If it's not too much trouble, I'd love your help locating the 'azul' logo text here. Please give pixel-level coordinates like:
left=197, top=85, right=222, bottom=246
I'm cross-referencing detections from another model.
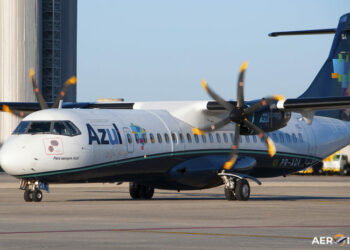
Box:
left=86, top=123, right=122, bottom=145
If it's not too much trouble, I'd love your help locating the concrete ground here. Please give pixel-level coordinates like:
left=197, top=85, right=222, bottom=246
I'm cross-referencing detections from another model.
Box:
left=0, top=173, right=349, bottom=249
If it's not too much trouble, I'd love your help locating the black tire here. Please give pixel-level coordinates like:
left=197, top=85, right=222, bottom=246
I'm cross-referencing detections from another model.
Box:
left=235, top=179, right=250, bottom=201
left=140, top=186, right=154, bottom=199
left=129, top=182, right=141, bottom=199
left=32, top=189, right=43, bottom=202
left=24, top=189, right=33, bottom=202
left=224, top=187, right=236, bottom=201
left=340, top=166, right=349, bottom=176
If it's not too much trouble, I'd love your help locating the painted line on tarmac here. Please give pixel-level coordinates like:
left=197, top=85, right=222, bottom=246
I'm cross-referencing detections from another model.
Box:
left=0, top=225, right=349, bottom=235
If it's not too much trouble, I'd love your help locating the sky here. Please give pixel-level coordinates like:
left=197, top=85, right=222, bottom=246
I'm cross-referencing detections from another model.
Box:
left=77, top=0, right=349, bottom=102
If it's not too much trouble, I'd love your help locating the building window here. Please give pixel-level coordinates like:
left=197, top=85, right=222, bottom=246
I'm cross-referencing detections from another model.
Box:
left=157, top=133, right=162, bottom=143
left=187, top=133, right=192, bottom=143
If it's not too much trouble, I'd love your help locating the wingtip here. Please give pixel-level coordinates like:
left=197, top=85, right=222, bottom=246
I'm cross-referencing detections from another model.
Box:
left=192, top=128, right=205, bottom=135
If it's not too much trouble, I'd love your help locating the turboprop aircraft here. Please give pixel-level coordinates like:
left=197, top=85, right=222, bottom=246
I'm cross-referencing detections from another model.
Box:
left=0, top=13, right=350, bottom=202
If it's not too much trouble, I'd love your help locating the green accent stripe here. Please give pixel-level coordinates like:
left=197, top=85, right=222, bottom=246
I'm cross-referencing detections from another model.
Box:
left=17, top=149, right=322, bottom=178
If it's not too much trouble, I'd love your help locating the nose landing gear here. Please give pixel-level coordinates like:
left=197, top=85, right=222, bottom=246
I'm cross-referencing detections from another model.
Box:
left=20, top=179, right=47, bottom=202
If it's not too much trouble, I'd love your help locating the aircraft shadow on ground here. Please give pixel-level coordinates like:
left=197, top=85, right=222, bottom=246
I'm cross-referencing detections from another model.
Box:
left=62, top=190, right=350, bottom=202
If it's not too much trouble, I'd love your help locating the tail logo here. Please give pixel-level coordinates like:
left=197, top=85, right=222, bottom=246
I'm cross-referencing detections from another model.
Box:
left=332, top=53, right=350, bottom=96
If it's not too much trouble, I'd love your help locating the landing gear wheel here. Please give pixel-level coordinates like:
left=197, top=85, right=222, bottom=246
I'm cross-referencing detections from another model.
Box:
left=235, top=179, right=250, bottom=201
left=224, top=187, right=236, bottom=201
left=129, top=182, right=154, bottom=200
left=24, top=189, right=33, bottom=202
left=32, top=189, right=43, bottom=202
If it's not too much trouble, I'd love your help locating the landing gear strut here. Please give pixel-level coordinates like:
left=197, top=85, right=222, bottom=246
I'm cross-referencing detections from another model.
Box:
left=220, top=174, right=251, bottom=201
left=20, top=179, right=47, bottom=202
left=129, top=182, right=154, bottom=200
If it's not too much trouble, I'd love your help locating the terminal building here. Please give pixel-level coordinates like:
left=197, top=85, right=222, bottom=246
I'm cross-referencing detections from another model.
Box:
left=0, top=0, right=77, bottom=145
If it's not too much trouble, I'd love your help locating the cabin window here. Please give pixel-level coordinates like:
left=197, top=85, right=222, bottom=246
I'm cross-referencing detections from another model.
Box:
left=179, top=133, right=184, bottom=143
left=202, top=135, right=207, bottom=143
left=230, top=133, right=234, bottom=143
left=149, top=133, right=155, bottom=143
left=209, top=133, right=214, bottom=143
left=252, top=135, right=257, bottom=143
left=279, top=133, right=284, bottom=143
left=216, top=133, right=221, bottom=143
left=285, top=133, right=291, bottom=143
left=298, top=133, right=304, bottom=143
left=171, top=133, right=177, bottom=143
left=223, top=133, right=228, bottom=143
left=127, top=134, right=132, bottom=144
left=157, top=133, right=162, bottom=143
left=272, top=133, right=278, bottom=143
left=164, top=133, right=170, bottom=143
left=194, top=134, right=199, bottom=143
left=245, top=136, right=250, bottom=143
left=186, top=133, right=192, bottom=143
left=142, top=133, right=148, bottom=143
left=292, top=133, right=297, bottom=143
left=135, top=134, right=140, bottom=144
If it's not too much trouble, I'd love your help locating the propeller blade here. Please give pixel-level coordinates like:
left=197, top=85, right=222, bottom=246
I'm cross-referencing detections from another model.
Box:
left=236, top=61, right=248, bottom=108
left=223, top=124, right=240, bottom=170
left=2, top=105, right=29, bottom=118
left=29, top=69, right=48, bottom=110
left=201, top=80, right=234, bottom=111
left=243, top=119, right=276, bottom=157
left=244, top=95, right=285, bottom=116
left=52, top=76, right=77, bottom=108
left=192, top=116, right=231, bottom=134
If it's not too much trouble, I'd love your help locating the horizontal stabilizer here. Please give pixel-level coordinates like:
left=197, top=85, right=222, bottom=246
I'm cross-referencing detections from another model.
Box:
left=268, top=28, right=338, bottom=37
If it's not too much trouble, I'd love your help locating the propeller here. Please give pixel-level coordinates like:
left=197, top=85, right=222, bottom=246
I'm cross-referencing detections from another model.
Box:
left=3, top=69, right=77, bottom=118
left=192, top=61, right=285, bottom=171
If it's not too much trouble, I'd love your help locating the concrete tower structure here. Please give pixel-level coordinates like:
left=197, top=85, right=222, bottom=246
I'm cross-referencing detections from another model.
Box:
left=0, top=0, right=77, bottom=145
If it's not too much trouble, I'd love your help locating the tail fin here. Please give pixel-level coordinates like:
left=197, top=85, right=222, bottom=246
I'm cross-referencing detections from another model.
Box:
left=300, top=13, right=350, bottom=100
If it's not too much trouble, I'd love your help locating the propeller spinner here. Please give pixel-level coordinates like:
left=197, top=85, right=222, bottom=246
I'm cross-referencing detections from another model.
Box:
left=192, top=61, right=285, bottom=171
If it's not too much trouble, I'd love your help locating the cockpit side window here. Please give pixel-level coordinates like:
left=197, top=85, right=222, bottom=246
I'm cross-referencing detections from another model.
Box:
left=13, top=121, right=30, bottom=134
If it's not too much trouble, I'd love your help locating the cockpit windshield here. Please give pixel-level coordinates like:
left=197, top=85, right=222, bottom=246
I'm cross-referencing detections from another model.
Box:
left=13, top=121, right=81, bottom=136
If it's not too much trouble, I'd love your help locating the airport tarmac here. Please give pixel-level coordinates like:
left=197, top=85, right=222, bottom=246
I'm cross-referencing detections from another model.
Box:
left=0, top=173, right=349, bottom=249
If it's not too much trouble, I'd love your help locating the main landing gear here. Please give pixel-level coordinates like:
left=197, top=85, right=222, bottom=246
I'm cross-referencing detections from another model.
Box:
left=129, top=182, right=154, bottom=200
left=219, top=172, right=261, bottom=201
left=20, top=179, right=47, bottom=202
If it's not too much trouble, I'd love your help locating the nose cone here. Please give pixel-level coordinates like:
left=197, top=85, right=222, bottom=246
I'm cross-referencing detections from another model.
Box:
left=0, top=136, right=33, bottom=176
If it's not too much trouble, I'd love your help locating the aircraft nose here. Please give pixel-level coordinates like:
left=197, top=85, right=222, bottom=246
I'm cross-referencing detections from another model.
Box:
left=0, top=137, right=33, bottom=176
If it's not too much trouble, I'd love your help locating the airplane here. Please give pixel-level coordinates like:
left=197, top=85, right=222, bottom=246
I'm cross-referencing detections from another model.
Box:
left=0, top=13, right=349, bottom=202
